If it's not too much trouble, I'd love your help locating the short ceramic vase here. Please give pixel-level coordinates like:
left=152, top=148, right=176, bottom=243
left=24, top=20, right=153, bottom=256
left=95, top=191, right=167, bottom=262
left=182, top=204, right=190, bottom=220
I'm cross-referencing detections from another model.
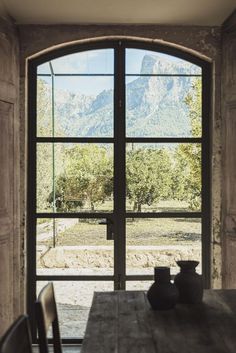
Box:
left=174, top=260, right=203, bottom=304
left=147, top=267, right=179, bottom=310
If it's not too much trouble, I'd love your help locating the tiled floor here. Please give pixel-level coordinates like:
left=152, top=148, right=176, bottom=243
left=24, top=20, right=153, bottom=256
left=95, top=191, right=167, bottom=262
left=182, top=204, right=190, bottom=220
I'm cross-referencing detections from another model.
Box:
left=33, top=345, right=81, bottom=353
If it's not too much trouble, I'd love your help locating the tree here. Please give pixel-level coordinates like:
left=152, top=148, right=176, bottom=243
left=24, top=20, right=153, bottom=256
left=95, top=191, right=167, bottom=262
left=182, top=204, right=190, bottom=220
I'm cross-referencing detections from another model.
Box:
left=126, top=147, right=172, bottom=211
left=54, top=144, right=113, bottom=211
left=173, top=78, right=201, bottom=210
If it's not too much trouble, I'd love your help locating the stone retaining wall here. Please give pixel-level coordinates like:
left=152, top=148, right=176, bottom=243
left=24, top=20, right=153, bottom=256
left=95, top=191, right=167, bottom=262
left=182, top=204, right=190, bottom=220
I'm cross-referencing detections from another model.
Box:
left=37, top=245, right=201, bottom=270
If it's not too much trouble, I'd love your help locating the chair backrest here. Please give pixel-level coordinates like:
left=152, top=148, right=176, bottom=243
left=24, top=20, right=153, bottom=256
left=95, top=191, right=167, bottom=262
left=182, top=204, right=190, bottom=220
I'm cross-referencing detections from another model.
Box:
left=35, top=282, right=63, bottom=353
left=0, top=315, right=33, bottom=353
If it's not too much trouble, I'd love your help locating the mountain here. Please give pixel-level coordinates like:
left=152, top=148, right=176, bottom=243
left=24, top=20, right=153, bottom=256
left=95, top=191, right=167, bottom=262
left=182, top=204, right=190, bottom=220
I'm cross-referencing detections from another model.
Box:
left=39, top=54, right=200, bottom=138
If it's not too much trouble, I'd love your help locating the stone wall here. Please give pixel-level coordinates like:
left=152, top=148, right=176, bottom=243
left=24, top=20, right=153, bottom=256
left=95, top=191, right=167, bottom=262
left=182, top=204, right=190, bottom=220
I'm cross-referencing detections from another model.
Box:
left=37, top=245, right=201, bottom=274
left=0, top=17, right=21, bottom=335
left=221, top=11, right=236, bottom=288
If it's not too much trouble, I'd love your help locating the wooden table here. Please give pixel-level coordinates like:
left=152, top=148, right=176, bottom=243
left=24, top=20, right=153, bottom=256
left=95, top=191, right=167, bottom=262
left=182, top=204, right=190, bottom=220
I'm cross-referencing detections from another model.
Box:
left=81, top=290, right=236, bottom=353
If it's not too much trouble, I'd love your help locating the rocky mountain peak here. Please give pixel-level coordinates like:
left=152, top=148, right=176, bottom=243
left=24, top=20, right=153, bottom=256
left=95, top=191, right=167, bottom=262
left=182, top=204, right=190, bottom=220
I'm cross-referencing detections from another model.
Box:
left=140, top=55, right=157, bottom=74
left=39, top=53, right=200, bottom=138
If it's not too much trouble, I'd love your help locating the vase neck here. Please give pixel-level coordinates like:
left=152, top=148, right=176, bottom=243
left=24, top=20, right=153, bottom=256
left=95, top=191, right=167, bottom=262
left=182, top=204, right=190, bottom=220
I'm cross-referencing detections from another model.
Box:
left=180, top=267, right=196, bottom=273
left=154, top=267, right=171, bottom=283
left=155, top=277, right=170, bottom=283
left=177, top=261, right=199, bottom=273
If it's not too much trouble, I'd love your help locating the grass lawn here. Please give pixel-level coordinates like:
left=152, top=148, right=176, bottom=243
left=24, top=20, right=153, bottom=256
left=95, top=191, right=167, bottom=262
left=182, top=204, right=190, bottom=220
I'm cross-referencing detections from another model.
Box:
left=37, top=201, right=201, bottom=247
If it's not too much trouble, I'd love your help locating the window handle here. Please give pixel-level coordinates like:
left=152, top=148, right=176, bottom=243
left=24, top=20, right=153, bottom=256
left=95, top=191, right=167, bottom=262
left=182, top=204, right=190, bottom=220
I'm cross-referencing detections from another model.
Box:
left=99, top=219, right=114, bottom=240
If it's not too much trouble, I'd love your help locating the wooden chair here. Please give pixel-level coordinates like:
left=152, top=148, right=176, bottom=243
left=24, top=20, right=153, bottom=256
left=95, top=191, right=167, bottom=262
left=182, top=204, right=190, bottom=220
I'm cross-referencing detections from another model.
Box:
left=0, top=315, right=33, bottom=353
left=35, top=282, right=63, bottom=353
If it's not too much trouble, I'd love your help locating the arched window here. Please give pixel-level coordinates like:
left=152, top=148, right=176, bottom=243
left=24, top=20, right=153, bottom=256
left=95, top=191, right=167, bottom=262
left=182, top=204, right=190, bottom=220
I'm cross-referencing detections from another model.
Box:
left=27, top=40, right=211, bottom=341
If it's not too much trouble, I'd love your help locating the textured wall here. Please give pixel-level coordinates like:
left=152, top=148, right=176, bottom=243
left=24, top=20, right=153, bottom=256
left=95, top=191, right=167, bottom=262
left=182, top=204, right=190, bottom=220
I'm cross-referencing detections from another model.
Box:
left=0, top=17, right=21, bottom=335
left=221, top=12, right=236, bottom=288
left=19, top=24, right=222, bottom=290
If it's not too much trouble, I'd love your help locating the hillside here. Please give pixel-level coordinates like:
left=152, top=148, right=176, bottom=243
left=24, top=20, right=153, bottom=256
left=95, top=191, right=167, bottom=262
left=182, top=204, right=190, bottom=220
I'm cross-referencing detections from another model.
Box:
left=38, top=54, right=201, bottom=137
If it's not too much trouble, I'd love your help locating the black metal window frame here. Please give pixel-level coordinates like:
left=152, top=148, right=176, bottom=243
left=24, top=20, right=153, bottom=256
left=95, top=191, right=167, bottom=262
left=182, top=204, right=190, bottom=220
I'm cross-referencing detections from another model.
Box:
left=27, top=39, right=212, bottom=343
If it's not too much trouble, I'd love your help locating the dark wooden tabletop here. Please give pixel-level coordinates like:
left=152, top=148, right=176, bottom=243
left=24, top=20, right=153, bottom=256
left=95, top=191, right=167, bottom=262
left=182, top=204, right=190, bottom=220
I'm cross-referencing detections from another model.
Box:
left=81, top=290, right=236, bottom=353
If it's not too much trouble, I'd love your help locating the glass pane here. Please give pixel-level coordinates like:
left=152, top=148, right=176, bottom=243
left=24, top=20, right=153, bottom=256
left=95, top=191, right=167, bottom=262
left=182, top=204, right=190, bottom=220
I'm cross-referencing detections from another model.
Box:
left=37, top=218, right=114, bottom=276
left=126, top=49, right=201, bottom=75
left=37, top=143, right=53, bottom=212
left=126, top=75, right=202, bottom=137
left=37, top=75, right=114, bottom=137
left=37, top=62, right=51, bottom=75
left=126, top=143, right=201, bottom=212
left=37, top=77, right=53, bottom=137
left=126, top=218, right=201, bottom=275
left=50, top=49, right=114, bottom=74
left=37, top=281, right=113, bottom=338
left=55, top=76, right=113, bottom=137
left=37, top=49, right=114, bottom=138
left=37, top=143, right=113, bottom=213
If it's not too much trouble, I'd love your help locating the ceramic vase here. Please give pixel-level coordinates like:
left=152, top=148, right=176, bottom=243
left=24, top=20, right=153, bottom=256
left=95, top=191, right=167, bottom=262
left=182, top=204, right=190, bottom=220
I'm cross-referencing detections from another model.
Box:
left=174, top=260, right=203, bottom=304
left=147, top=267, right=179, bottom=310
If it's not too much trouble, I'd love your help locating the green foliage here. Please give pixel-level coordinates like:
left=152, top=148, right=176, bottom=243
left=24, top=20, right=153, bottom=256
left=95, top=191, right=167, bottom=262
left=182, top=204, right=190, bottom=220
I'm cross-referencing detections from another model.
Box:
left=54, top=145, right=113, bottom=211
left=173, top=78, right=202, bottom=210
left=184, top=78, right=202, bottom=136
left=126, top=147, right=172, bottom=211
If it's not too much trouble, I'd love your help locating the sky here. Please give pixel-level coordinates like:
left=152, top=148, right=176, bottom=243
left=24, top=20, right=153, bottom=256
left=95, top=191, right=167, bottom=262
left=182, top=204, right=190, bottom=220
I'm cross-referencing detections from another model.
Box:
left=37, top=48, right=201, bottom=96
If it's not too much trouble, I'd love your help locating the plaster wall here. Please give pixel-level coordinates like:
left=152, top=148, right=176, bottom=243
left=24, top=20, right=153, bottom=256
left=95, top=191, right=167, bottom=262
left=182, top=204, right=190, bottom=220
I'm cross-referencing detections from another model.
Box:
left=221, top=13, right=236, bottom=288
left=19, top=24, right=222, bottom=297
left=0, top=17, right=21, bottom=334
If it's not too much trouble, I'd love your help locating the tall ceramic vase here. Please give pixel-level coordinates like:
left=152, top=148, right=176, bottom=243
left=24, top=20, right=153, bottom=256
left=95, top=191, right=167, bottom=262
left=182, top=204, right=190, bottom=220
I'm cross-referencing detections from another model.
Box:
left=174, top=260, right=203, bottom=304
left=147, top=267, right=179, bottom=310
